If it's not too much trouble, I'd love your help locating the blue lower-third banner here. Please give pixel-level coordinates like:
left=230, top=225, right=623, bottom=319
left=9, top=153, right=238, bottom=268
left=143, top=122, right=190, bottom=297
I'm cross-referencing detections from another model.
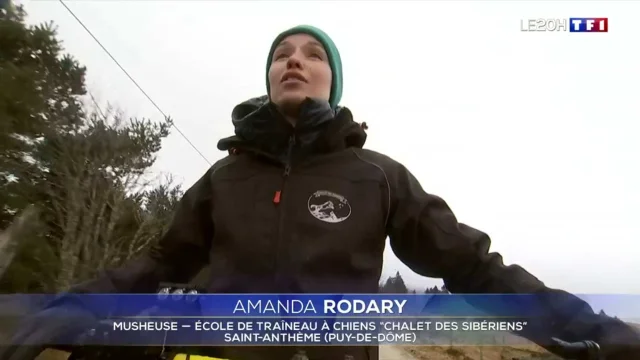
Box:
left=1, top=293, right=638, bottom=346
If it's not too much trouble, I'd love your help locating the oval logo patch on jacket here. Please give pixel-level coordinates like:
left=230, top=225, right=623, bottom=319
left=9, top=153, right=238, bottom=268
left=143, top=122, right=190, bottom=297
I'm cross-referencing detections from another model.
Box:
left=307, top=190, right=351, bottom=223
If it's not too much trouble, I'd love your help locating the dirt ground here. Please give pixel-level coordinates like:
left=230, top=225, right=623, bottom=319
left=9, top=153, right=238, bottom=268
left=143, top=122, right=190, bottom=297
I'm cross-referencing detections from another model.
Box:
left=386, top=345, right=560, bottom=360
left=36, top=345, right=557, bottom=360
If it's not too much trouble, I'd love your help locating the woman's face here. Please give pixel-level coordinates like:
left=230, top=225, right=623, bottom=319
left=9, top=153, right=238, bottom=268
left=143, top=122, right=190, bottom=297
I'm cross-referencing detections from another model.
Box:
left=268, top=33, right=332, bottom=114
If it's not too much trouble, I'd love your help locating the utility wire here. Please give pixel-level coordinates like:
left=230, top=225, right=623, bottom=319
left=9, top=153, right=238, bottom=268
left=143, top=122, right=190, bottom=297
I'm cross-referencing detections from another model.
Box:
left=58, top=0, right=212, bottom=166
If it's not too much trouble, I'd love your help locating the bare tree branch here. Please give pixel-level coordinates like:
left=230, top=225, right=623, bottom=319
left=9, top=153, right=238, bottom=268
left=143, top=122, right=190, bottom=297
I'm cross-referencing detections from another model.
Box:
left=0, top=205, right=39, bottom=279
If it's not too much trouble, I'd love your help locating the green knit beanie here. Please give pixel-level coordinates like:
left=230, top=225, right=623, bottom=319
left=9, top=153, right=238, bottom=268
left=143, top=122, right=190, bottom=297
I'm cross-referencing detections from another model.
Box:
left=266, top=25, right=343, bottom=109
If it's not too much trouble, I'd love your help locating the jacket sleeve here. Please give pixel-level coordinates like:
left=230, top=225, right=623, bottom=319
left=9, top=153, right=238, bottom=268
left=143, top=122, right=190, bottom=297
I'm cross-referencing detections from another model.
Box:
left=384, top=160, right=640, bottom=359
left=69, top=167, right=215, bottom=294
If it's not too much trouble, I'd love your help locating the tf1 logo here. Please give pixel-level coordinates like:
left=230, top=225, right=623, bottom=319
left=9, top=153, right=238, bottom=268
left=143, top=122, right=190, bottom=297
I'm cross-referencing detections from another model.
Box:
left=520, top=18, right=608, bottom=32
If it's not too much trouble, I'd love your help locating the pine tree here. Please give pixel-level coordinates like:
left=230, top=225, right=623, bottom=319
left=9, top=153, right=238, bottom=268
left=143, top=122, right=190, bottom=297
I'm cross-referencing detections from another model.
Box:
left=0, top=4, right=87, bottom=228
left=0, top=6, right=178, bottom=292
left=380, top=271, right=409, bottom=293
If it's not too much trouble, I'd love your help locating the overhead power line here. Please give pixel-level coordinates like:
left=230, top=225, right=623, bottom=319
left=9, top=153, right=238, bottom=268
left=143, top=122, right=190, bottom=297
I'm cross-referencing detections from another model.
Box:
left=58, top=0, right=212, bottom=166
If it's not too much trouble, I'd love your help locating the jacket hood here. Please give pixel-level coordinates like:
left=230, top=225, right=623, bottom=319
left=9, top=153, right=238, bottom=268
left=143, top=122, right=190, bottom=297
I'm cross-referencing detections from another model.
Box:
left=217, top=96, right=367, bottom=161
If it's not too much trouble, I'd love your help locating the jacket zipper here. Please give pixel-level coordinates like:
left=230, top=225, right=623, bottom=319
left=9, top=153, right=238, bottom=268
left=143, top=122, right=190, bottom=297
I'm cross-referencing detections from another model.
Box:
left=273, top=135, right=295, bottom=204
left=272, top=135, right=295, bottom=288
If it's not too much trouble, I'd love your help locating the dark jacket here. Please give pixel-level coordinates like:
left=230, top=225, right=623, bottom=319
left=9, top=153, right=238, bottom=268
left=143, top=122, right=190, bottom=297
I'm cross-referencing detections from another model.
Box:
left=72, top=96, right=639, bottom=360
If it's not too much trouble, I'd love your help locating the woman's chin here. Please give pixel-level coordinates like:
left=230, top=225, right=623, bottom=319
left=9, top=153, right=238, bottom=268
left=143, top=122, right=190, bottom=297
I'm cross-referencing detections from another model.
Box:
left=274, top=95, right=306, bottom=115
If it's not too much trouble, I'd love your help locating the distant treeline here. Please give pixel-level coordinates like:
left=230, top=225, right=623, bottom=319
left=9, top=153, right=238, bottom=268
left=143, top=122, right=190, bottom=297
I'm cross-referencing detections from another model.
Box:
left=379, top=271, right=448, bottom=294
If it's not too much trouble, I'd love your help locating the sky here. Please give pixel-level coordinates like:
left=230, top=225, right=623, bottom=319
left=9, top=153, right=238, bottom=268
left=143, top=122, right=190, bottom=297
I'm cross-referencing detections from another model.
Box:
left=16, top=1, right=640, bottom=300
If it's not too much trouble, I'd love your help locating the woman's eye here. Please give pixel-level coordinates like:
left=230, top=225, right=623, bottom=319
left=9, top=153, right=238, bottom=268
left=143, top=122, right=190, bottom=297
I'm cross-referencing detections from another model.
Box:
left=310, top=53, right=323, bottom=60
left=274, top=53, right=288, bottom=61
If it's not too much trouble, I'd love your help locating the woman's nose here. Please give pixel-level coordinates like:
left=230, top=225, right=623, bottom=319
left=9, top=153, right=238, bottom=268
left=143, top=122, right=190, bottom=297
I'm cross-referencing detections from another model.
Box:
left=286, top=52, right=304, bottom=70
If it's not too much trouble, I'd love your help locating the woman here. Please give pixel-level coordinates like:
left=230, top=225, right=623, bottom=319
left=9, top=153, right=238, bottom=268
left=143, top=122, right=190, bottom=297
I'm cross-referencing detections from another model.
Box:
left=5, top=25, right=640, bottom=360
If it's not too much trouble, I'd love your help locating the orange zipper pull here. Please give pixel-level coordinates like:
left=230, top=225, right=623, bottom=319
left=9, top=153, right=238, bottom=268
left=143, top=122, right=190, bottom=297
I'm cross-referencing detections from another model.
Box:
left=273, top=190, right=282, bottom=204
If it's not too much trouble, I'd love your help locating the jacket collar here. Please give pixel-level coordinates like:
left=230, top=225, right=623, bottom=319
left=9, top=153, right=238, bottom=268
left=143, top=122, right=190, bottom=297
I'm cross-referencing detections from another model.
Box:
left=217, top=96, right=367, bottom=162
